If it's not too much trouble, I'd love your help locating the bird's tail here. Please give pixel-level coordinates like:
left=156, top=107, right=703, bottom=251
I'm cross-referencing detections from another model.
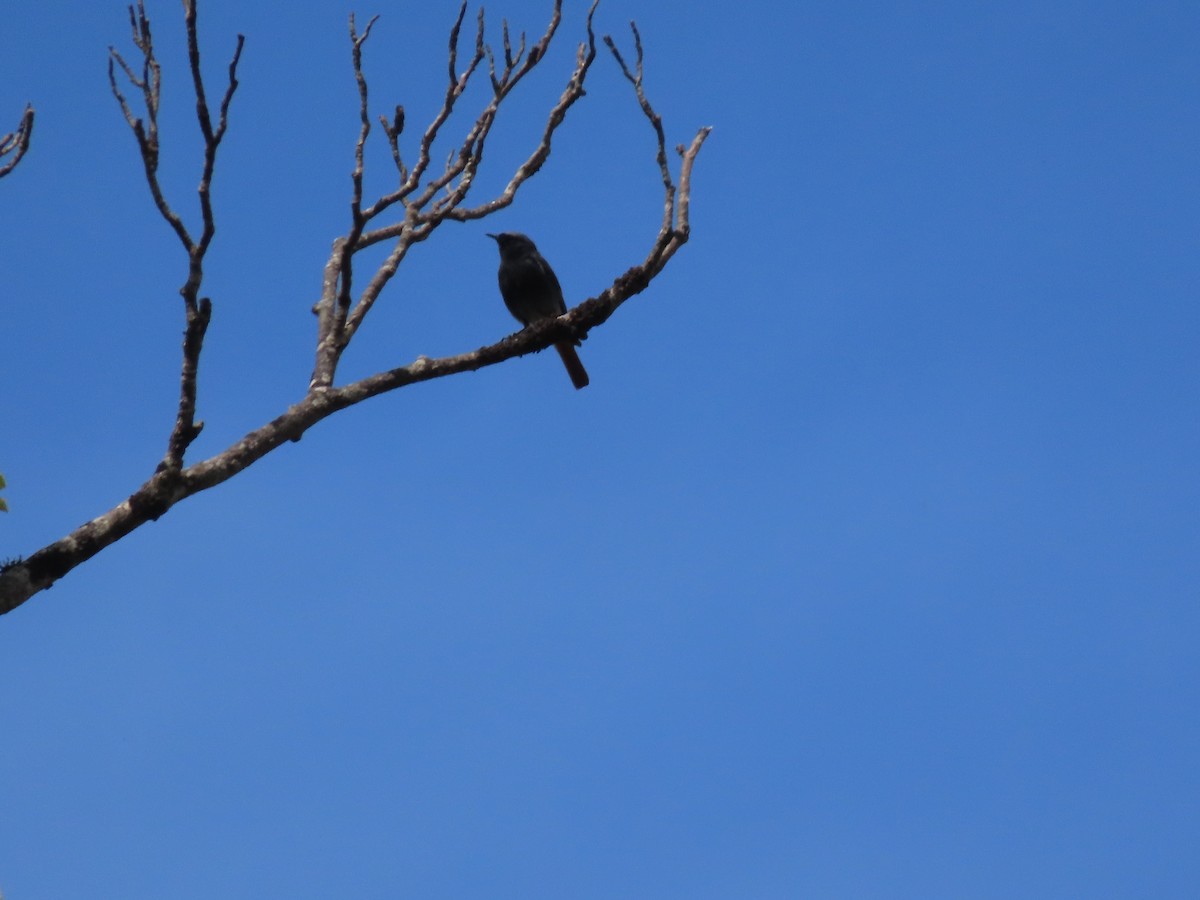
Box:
left=554, top=342, right=590, bottom=390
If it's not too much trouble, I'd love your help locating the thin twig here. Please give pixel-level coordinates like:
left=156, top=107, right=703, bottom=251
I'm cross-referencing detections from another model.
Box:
left=0, top=105, right=35, bottom=178
left=367, top=2, right=485, bottom=218
left=110, top=0, right=244, bottom=470
left=186, top=1, right=245, bottom=266
left=604, top=23, right=673, bottom=242
left=309, top=13, right=381, bottom=391
left=341, top=13, right=380, bottom=304
left=440, top=0, right=599, bottom=226
left=108, top=2, right=193, bottom=251
left=379, top=104, right=407, bottom=183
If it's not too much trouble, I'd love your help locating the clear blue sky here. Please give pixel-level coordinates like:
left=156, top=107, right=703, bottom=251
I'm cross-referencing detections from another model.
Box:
left=2, top=0, right=1198, bottom=896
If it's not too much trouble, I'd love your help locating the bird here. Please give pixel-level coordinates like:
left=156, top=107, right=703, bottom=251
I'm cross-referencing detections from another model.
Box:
left=487, top=231, right=589, bottom=390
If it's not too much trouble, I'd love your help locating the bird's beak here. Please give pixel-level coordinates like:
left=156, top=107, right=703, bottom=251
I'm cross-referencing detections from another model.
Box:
left=486, top=233, right=499, bottom=241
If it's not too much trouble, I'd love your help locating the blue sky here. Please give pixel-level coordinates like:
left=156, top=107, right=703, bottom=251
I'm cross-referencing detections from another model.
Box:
left=2, top=0, right=1198, bottom=897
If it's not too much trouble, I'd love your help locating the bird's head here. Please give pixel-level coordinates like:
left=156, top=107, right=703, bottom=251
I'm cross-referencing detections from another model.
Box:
left=486, top=231, right=538, bottom=259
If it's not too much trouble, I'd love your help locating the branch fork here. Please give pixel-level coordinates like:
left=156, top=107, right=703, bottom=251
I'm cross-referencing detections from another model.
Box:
left=108, top=0, right=244, bottom=470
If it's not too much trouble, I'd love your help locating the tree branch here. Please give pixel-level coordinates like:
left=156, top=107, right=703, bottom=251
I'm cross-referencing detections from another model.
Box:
left=310, top=13, right=381, bottom=393
left=0, top=105, right=35, bottom=179
left=311, top=1, right=577, bottom=391
left=604, top=23, right=674, bottom=246
left=439, top=0, right=599, bottom=226
left=109, top=0, right=244, bottom=471
left=184, top=0, right=245, bottom=269
left=0, top=2, right=710, bottom=617
left=108, top=2, right=192, bottom=250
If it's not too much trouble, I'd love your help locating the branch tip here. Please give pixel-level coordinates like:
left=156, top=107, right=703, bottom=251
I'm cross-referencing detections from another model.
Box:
left=0, top=104, right=35, bottom=179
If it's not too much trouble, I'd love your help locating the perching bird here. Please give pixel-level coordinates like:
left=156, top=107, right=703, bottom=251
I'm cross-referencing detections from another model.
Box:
left=487, top=231, right=589, bottom=390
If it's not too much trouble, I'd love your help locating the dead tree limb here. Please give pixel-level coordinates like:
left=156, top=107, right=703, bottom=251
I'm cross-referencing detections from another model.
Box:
left=310, top=0, right=593, bottom=390
left=107, top=0, right=245, bottom=471
left=0, top=0, right=709, bottom=617
left=0, top=105, right=35, bottom=179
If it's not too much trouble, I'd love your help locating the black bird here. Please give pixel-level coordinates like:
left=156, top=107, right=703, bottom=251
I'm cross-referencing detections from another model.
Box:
left=487, top=232, right=589, bottom=390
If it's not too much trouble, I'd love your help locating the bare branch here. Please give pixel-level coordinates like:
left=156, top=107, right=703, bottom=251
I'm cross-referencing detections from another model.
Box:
left=379, top=104, right=407, bottom=183
left=308, top=13, right=386, bottom=391
left=412, top=0, right=560, bottom=211
left=108, top=2, right=193, bottom=250
left=109, top=0, right=244, bottom=470
left=184, top=0, right=245, bottom=267
left=162, top=298, right=212, bottom=468
left=439, top=0, right=598, bottom=225
left=0, top=105, right=35, bottom=179
left=341, top=13, right=380, bottom=301
left=0, top=2, right=711, bottom=617
left=309, top=238, right=348, bottom=392
left=448, top=2, right=470, bottom=86
left=322, top=2, right=571, bottom=373
left=604, top=22, right=673, bottom=243
left=370, top=2, right=486, bottom=218
left=675, top=129, right=710, bottom=239
left=168, top=7, right=242, bottom=468
left=1, top=171, right=705, bottom=614
left=349, top=12, right=380, bottom=226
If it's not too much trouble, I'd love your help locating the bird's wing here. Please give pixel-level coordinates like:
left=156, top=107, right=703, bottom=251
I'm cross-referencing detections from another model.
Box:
left=534, top=254, right=567, bottom=315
